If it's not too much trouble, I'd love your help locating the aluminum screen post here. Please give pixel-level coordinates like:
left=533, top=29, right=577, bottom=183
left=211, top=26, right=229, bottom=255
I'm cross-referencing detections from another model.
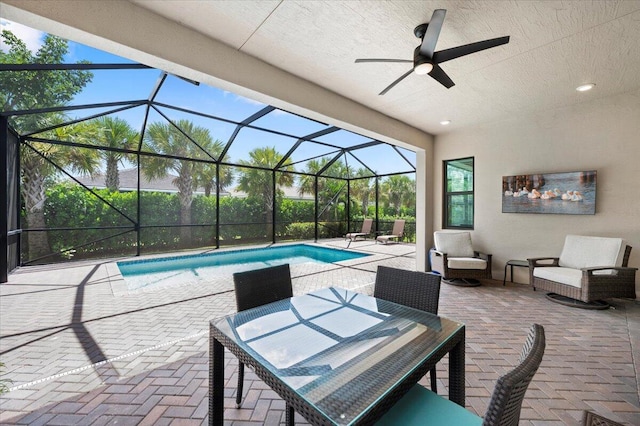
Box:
left=1, top=116, right=8, bottom=282
left=314, top=176, right=319, bottom=241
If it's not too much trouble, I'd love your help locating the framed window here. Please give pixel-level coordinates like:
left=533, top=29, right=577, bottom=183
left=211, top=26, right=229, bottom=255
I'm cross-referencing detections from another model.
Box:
left=443, top=157, right=474, bottom=229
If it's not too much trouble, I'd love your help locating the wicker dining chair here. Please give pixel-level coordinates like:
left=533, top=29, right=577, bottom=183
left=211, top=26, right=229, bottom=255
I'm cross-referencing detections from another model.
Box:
left=581, top=410, right=624, bottom=426
left=375, top=324, right=546, bottom=426
left=373, top=266, right=441, bottom=393
left=233, top=264, right=294, bottom=424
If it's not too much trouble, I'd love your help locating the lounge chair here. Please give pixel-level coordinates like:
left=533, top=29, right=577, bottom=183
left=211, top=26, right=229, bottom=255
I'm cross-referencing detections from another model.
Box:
left=376, top=219, right=405, bottom=244
left=345, top=218, right=373, bottom=241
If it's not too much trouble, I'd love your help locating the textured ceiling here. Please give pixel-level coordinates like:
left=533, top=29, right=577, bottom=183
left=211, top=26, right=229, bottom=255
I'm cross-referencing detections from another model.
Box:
left=130, top=1, right=640, bottom=135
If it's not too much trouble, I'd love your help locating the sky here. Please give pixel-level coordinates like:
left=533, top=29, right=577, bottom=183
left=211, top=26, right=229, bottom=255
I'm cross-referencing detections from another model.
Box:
left=1, top=18, right=416, bottom=177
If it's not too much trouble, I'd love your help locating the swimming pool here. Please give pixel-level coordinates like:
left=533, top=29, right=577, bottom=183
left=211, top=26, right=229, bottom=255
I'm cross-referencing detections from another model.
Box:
left=117, top=244, right=370, bottom=291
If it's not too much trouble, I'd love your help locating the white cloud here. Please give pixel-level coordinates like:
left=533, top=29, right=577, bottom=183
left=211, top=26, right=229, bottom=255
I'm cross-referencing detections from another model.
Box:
left=0, top=19, right=45, bottom=53
left=224, top=91, right=265, bottom=107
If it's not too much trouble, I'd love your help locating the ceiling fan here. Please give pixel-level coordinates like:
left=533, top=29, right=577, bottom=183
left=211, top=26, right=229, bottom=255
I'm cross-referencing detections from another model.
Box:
left=355, top=9, right=510, bottom=95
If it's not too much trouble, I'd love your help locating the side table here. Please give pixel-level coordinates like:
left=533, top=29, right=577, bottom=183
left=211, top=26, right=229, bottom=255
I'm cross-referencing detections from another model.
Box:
left=503, top=259, right=529, bottom=286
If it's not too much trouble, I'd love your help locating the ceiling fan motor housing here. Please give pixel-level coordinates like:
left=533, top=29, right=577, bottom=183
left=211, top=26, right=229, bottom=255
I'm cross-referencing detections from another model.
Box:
left=414, top=23, right=429, bottom=39
left=413, top=46, right=433, bottom=74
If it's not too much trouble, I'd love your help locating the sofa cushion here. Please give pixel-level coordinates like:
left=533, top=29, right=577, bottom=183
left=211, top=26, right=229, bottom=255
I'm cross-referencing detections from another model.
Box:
left=434, top=231, right=475, bottom=257
left=447, top=257, right=487, bottom=270
left=558, top=235, right=625, bottom=269
left=534, top=267, right=583, bottom=288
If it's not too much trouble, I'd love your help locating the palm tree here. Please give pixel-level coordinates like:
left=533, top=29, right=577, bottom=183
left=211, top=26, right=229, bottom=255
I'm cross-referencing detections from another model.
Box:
left=297, top=158, right=324, bottom=199
left=81, top=116, right=139, bottom=191
left=236, top=147, right=294, bottom=237
left=142, top=119, right=219, bottom=243
left=22, top=116, right=100, bottom=259
left=193, top=153, right=234, bottom=197
left=299, top=157, right=348, bottom=221
left=349, top=169, right=374, bottom=217
left=381, top=175, right=415, bottom=215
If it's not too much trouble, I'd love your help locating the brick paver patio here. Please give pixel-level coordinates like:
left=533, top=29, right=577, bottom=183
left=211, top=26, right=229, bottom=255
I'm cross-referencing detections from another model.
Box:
left=1, top=240, right=639, bottom=425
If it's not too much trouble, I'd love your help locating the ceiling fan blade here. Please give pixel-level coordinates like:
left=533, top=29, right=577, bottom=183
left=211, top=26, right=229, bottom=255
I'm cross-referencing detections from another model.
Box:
left=419, top=9, right=446, bottom=58
left=355, top=59, right=412, bottom=63
left=433, top=36, right=510, bottom=64
left=428, top=64, right=455, bottom=89
left=379, top=69, right=414, bottom=95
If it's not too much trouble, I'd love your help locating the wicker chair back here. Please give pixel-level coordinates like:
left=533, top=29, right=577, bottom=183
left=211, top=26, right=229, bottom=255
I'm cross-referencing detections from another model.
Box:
left=374, top=266, right=441, bottom=392
left=482, top=324, right=546, bottom=426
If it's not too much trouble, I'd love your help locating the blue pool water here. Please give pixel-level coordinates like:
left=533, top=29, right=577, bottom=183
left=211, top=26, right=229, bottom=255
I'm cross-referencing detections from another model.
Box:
left=117, top=244, right=369, bottom=291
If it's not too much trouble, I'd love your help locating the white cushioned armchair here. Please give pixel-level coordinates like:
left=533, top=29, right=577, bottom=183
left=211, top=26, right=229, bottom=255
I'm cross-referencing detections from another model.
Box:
left=528, top=235, right=637, bottom=305
left=430, top=231, right=492, bottom=286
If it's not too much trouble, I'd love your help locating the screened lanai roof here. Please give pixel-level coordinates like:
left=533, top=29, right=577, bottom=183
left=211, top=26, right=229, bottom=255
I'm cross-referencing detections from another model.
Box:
left=2, top=34, right=416, bottom=180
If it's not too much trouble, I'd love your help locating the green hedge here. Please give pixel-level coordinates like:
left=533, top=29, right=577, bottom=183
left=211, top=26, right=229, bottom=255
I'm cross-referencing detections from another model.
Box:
left=33, top=182, right=413, bottom=261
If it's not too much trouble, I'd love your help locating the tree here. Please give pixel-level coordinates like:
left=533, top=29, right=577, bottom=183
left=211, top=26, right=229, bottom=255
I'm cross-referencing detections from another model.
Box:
left=193, top=158, right=233, bottom=197
left=381, top=175, right=415, bottom=215
left=80, top=116, right=139, bottom=191
left=22, top=116, right=100, bottom=259
left=298, top=157, right=348, bottom=221
left=142, top=119, right=223, bottom=243
left=1, top=30, right=92, bottom=117
left=2, top=30, right=94, bottom=260
left=349, top=168, right=374, bottom=217
left=236, top=147, right=294, bottom=237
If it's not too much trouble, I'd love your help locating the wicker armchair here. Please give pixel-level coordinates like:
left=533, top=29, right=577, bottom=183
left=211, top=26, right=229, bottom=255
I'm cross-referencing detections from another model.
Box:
left=233, top=264, right=294, bottom=425
left=374, top=266, right=441, bottom=393
left=430, top=231, right=492, bottom=286
left=528, top=235, right=637, bottom=308
left=376, top=324, right=545, bottom=426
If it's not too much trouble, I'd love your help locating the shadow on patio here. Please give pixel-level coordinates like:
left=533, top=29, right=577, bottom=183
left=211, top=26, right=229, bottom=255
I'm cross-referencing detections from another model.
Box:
left=1, top=240, right=638, bottom=425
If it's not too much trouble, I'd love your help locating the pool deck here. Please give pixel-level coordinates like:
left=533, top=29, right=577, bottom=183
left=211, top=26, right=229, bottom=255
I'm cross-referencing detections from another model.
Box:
left=1, top=239, right=639, bottom=425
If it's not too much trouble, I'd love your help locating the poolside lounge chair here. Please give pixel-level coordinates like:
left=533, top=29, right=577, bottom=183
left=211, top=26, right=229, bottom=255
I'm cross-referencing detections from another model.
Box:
left=233, top=264, right=295, bottom=426
left=376, top=219, right=405, bottom=244
left=376, top=324, right=546, bottom=426
left=345, top=218, right=373, bottom=241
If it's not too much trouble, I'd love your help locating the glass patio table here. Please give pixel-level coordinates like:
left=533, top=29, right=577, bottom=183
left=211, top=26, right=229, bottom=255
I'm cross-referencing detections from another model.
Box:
left=209, top=287, right=465, bottom=425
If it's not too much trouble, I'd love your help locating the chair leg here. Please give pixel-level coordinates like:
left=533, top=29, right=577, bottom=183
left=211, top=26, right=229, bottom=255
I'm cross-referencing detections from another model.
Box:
left=236, top=362, right=245, bottom=408
left=430, top=367, right=438, bottom=393
left=285, top=404, right=295, bottom=426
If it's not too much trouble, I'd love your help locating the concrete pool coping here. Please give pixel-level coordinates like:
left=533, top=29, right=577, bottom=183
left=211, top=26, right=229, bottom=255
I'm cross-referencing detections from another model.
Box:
left=106, top=240, right=385, bottom=296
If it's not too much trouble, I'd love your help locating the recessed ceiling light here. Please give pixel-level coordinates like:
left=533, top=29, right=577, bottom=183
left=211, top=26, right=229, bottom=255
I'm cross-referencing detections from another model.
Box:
left=440, top=120, right=451, bottom=125
left=576, top=83, right=595, bottom=92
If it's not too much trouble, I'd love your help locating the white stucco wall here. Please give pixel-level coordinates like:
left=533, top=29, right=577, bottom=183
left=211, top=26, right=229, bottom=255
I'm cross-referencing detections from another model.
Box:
left=434, top=90, right=640, bottom=295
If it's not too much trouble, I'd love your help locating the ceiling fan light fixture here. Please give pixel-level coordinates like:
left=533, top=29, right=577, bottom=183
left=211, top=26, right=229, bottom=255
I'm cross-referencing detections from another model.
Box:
left=576, top=83, right=595, bottom=92
left=356, top=9, right=510, bottom=94
left=414, top=61, right=434, bottom=75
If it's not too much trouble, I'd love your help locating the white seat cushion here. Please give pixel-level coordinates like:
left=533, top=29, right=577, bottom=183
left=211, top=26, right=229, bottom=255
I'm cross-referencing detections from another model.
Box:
left=447, top=257, right=487, bottom=270
left=346, top=232, right=366, bottom=239
left=559, top=235, right=625, bottom=269
left=434, top=231, right=475, bottom=257
left=377, top=234, right=400, bottom=241
left=534, top=267, right=583, bottom=288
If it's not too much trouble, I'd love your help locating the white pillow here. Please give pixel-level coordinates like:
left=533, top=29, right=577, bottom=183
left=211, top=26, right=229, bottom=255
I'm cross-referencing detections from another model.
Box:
left=434, top=231, right=475, bottom=257
left=558, top=235, right=625, bottom=269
